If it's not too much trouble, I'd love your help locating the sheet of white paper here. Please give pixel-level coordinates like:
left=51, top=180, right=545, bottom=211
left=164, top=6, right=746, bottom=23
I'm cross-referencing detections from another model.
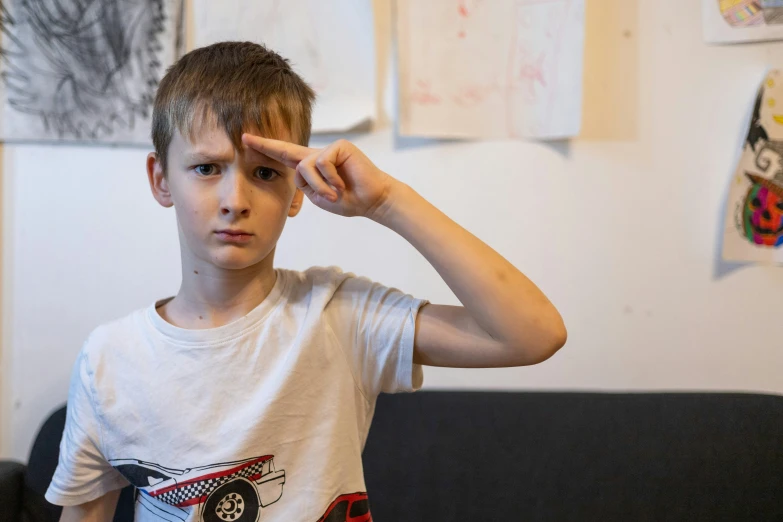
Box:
left=193, top=0, right=376, bottom=134
left=396, top=0, right=585, bottom=140
left=722, top=69, right=783, bottom=264
left=0, top=0, right=184, bottom=145
left=703, top=0, right=783, bottom=44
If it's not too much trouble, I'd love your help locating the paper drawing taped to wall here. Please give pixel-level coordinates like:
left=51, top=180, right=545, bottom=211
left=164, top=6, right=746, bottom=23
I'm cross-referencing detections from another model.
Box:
left=396, top=0, right=586, bottom=140
left=761, top=0, right=783, bottom=24
left=719, top=0, right=764, bottom=26
left=703, top=0, right=783, bottom=43
left=0, top=0, right=184, bottom=145
left=723, top=70, right=783, bottom=264
left=718, top=0, right=783, bottom=27
left=193, top=0, right=376, bottom=134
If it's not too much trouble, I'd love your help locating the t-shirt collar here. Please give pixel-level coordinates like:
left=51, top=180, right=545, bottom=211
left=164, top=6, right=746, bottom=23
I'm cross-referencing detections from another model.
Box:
left=145, top=267, right=288, bottom=346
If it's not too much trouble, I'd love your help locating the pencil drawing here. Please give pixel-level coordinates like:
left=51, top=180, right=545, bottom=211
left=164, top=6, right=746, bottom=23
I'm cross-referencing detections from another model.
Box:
left=0, top=0, right=183, bottom=143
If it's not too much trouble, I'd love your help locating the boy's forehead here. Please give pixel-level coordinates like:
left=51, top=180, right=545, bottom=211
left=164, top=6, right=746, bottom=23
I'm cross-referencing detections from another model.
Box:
left=174, top=116, right=292, bottom=154
left=173, top=125, right=231, bottom=159
left=180, top=119, right=233, bottom=147
left=187, top=103, right=294, bottom=142
left=187, top=117, right=292, bottom=142
left=171, top=120, right=293, bottom=168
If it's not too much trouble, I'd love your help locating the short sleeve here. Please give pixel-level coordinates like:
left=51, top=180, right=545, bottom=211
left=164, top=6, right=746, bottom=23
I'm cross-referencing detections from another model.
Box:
left=45, top=348, right=129, bottom=506
left=325, top=271, right=430, bottom=397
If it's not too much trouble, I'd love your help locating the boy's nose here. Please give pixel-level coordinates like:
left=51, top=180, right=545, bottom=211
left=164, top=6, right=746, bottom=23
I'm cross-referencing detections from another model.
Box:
left=220, top=173, right=251, bottom=217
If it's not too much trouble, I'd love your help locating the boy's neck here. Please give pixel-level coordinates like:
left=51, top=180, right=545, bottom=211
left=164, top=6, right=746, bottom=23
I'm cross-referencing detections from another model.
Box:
left=156, top=259, right=278, bottom=330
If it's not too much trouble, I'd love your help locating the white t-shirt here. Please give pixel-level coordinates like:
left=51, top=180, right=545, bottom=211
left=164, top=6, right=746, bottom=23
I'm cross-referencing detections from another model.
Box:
left=45, top=265, right=429, bottom=522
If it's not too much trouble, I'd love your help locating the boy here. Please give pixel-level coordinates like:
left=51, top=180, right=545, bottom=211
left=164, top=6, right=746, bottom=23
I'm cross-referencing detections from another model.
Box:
left=45, top=41, right=566, bottom=521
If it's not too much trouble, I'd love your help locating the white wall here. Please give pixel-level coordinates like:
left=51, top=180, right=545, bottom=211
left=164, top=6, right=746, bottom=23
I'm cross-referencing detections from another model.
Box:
left=3, top=0, right=783, bottom=461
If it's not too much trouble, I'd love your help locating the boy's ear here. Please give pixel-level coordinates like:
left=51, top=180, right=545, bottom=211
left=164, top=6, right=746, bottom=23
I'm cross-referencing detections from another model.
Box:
left=147, top=152, right=173, bottom=208
left=288, top=188, right=305, bottom=217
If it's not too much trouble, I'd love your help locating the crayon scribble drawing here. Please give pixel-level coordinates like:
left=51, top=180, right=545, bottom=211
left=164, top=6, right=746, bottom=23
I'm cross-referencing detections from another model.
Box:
left=704, top=0, right=783, bottom=43
left=719, top=0, right=764, bottom=27
left=718, top=0, right=783, bottom=27
left=723, top=69, right=783, bottom=264
left=0, top=0, right=184, bottom=145
left=396, top=0, right=586, bottom=140
left=193, top=0, right=376, bottom=134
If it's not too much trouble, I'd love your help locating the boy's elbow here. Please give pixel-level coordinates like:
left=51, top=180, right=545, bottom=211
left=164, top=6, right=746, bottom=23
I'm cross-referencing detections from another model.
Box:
left=548, top=318, right=568, bottom=356
left=538, top=325, right=567, bottom=364
left=518, top=312, right=567, bottom=365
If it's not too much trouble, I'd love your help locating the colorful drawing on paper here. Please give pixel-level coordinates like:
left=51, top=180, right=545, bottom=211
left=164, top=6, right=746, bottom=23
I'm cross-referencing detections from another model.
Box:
left=396, top=0, right=586, bottom=140
left=723, top=70, right=783, bottom=264
left=741, top=173, right=783, bottom=247
left=719, top=0, right=764, bottom=27
left=704, top=0, right=783, bottom=43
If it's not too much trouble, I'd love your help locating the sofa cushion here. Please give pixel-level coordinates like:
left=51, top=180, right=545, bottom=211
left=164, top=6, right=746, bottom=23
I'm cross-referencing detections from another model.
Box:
left=362, top=391, right=783, bottom=522
left=0, top=461, right=25, bottom=521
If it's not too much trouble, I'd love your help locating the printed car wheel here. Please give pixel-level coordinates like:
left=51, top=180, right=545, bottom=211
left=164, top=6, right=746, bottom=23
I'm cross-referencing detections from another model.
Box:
left=204, top=479, right=260, bottom=522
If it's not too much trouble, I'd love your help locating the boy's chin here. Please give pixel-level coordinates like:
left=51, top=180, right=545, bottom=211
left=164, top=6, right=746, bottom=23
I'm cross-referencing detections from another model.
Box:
left=208, top=250, right=267, bottom=271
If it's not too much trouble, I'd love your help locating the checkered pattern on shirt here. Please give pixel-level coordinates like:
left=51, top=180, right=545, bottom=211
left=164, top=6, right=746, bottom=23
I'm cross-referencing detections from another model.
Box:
left=152, top=460, right=267, bottom=507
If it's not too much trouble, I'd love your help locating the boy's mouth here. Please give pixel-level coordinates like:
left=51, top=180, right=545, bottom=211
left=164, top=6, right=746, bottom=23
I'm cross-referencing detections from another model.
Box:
left=215, top=229, right=254, bottom=244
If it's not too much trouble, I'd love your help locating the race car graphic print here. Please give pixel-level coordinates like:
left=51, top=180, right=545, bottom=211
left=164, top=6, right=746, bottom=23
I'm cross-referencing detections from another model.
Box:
left=316, top=492, right=372, bottom=522
left=110, top=455, right=285, bottom=522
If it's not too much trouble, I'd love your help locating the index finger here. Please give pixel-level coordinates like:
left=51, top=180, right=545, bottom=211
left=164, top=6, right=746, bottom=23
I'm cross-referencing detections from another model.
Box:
left=241, top=133, right=317, bottom=168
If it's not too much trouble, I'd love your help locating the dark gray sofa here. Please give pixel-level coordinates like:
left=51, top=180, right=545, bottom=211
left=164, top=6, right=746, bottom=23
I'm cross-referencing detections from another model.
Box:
left=2, top=391, right=781, bottom=521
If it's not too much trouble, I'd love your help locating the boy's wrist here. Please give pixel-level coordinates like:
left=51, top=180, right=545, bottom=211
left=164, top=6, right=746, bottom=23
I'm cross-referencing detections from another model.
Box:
left=366, top=179, right=416, bottom=228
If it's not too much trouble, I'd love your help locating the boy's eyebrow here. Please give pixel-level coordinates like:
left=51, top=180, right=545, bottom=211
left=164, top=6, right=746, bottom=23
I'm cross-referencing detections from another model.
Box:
left=183, top=150, right=235, bottom=163
left=183, top=149, right=287, bottom=170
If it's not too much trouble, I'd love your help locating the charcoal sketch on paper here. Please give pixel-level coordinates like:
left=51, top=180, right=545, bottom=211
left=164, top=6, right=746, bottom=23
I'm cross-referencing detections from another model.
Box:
left=0, top=0, right=184, bottom=145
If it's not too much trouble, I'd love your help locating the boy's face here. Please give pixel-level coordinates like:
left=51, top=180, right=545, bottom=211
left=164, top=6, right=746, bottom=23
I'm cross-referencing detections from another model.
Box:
left=147, top=119, right=304, bottom=271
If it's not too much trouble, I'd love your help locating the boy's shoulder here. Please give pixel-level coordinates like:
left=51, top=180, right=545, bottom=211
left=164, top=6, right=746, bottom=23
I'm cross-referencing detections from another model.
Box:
left=295, top=263, right=345, bottom=277
left=298, top=264, right=352, bottom=284
left=287, top=264, right=379, bottom=304
left=298, top=264, right=379, bottom=286
left=285, top=264, right=358, bottom=294
left=79, top=304, right=150, bottom=359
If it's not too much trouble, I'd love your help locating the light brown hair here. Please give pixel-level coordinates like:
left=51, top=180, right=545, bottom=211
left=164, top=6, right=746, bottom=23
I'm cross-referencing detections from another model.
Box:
left=151, top=41, right=316, bottom=172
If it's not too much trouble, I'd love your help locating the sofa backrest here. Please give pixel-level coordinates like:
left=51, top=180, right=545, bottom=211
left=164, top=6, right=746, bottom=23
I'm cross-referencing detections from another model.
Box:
left=28, top=391, right=783, bottom=521
left=362, top=391, right=783, bottom=521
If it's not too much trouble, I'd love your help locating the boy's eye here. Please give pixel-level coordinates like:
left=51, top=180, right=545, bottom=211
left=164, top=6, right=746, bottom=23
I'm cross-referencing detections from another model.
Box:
left=194, top=164, right=216, bottom=176
left=255, top=167, right=280, bottom=181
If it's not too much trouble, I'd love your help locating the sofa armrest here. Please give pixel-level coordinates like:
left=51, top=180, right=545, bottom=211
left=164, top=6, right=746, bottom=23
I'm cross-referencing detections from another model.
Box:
left=0, top=460, right=25, bottom=521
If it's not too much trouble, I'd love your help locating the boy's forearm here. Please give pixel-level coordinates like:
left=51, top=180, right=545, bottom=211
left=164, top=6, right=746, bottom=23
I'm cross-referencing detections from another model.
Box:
left=369, top=180, right=566, bottom=353
left=59, top=489, right=120, bottom=522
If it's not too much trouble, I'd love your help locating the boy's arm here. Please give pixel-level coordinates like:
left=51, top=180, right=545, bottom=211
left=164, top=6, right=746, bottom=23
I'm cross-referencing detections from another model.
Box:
left=371, top=181, right=567, bottom=368
left=59, top=489, right=120, bottom=522
left=242, top=135, right=567, bottom=368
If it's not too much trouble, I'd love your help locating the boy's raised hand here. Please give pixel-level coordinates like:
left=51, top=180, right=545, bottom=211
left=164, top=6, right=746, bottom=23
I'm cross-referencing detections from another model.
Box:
left=242, top=134, right=396, bottom=220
